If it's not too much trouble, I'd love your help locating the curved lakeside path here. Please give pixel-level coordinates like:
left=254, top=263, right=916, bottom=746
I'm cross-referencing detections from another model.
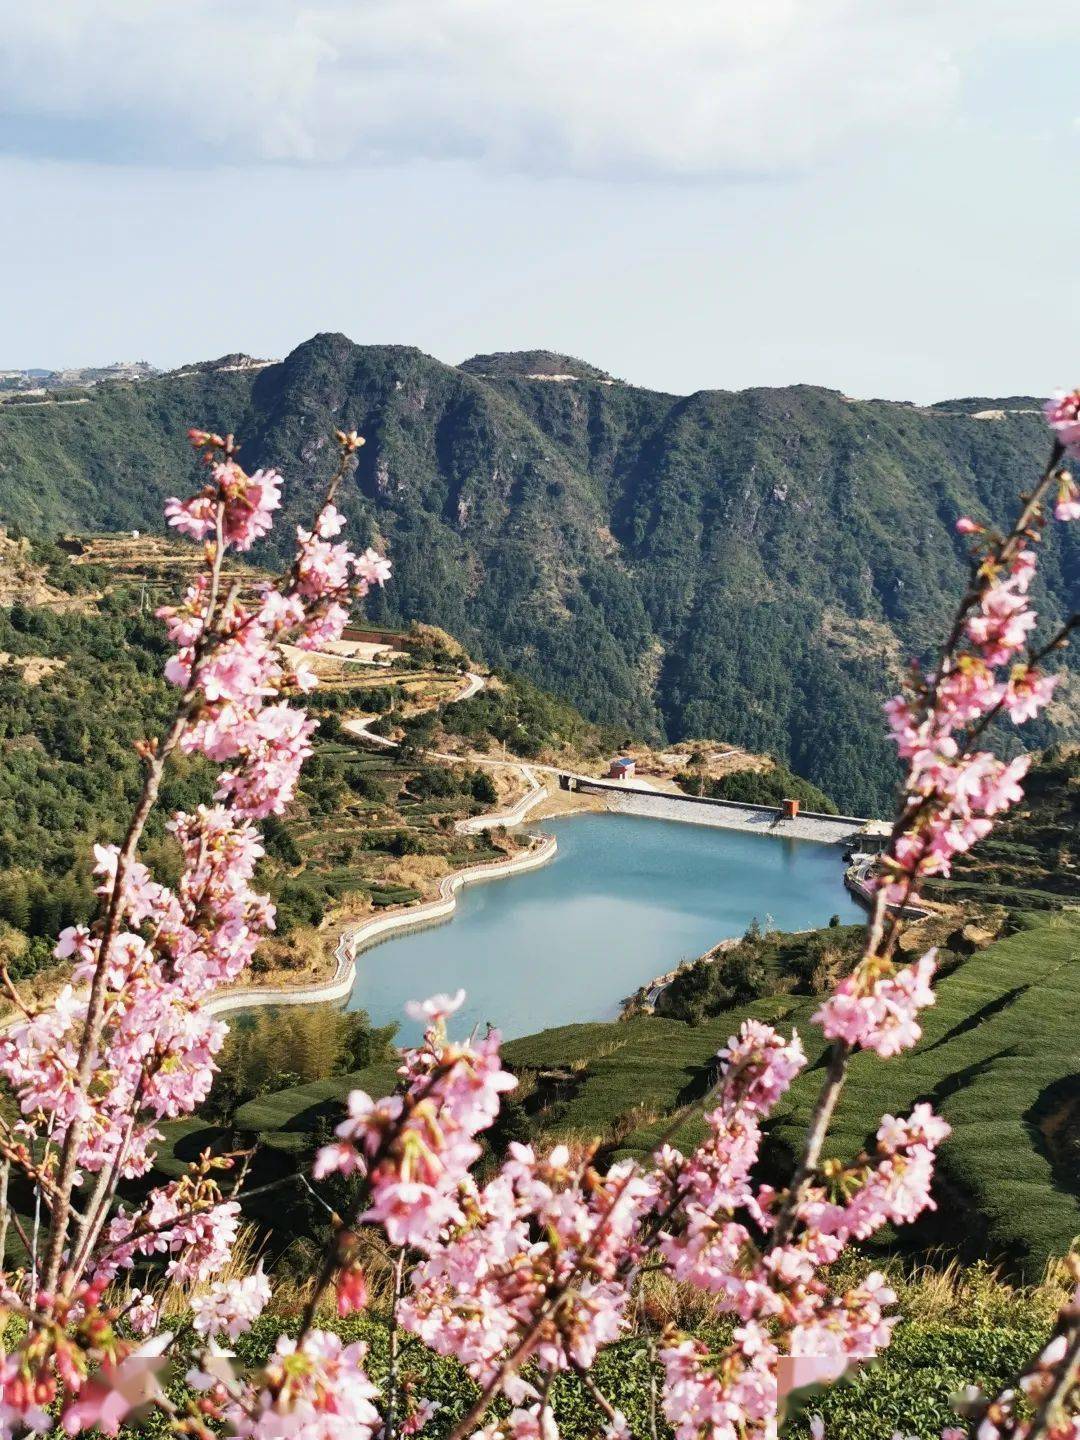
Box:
left=0, top=668, right=873, bottom=1034
left=203, top=667, right=559, bottom=1019
left=204, top=832, right=557, bottom=1019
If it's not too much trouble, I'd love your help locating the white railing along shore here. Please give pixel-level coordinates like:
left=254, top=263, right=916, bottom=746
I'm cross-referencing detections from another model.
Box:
left=204, top=833, right=558, bottom=1017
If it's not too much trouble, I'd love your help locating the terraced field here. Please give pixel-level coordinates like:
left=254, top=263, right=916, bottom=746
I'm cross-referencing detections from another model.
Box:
left=271, top=700, right=516, bottom=929
left=604, top=911, right=1080, bottom=1276
left=233, top=1061, right=402, bottom=1154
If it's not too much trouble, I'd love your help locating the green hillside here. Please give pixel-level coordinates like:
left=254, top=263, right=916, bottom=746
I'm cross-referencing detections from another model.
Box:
left=0, top=568, right=609, bottom=994
left=2, top=337, right=1076, bottom=812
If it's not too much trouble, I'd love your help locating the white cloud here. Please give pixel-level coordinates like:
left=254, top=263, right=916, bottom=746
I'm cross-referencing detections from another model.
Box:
left=0, top=1, right=1051, bottom=178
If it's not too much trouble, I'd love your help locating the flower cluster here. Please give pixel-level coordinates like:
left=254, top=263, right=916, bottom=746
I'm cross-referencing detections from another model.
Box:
left=876, top=423, right=1077, bottom=912
left=219, top=1331, right=381, bottom=1440
left=815, top=950, right=937, bottom=1058
left=166, top=438, right=282, bottom=551
left=403, top=1139, right=656, bottom=1390
left=389, top=1014, right=945, bottom=1438
left=191, top=1264, right=272, bottom=1341
left=95, top=1183, right=241, bottom=1288
left=314, top=990, right=516, bottom=1249
left=1045, top=390, right=1080, bottom=519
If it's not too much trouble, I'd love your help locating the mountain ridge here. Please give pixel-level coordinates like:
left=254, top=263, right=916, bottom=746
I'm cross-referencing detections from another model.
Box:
left=1, top=331, right=1075, bottom=812
left=1, top=333, right=1049, bottom=411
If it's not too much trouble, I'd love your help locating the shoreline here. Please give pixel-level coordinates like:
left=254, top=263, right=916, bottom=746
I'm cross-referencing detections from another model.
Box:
left=206, top=802, right=863, bottom=1022
left=204, top=744, right=873, bottom=1022
left=455, top=764, right=548, bottom=833
left=629, top=935, right=743, bottom=1014
left=204, top=832, right=557, bottom=1018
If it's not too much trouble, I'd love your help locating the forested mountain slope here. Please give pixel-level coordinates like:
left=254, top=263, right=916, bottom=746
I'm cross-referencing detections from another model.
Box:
left=2, top=334, right=1076, bottom=812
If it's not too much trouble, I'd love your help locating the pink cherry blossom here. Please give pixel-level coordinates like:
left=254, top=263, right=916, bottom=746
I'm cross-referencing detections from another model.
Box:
left=191, top=1265, right=271, bottom=1341
left=165, top=462, right=282, bottom=552
left=1045, top=388, right=1080, bottom=454
left=814, top=952, right=937, bottom=1057
left=404, top=989, right=467, bottom=1022
left=226, top=1331, right=381, bottom=1440
left=316, top=1016, right=516, bottom=1250
left=8, top=423, right=1075, bottom=1440
left=1055, top=471, right=1080, bottom=522
left=718, top=1018, right=806, bottom=1114
left=1003, top=667, right=1058, bottom=724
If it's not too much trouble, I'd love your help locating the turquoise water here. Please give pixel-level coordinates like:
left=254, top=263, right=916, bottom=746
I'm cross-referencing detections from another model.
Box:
left=347, top=813, right=862, bottom=1045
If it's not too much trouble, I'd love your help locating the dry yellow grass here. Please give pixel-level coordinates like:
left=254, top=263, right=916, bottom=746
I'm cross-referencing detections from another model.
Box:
left=827, top=1253, right=1073, bottom=1329
left=378, top=854, right=450, bottom=898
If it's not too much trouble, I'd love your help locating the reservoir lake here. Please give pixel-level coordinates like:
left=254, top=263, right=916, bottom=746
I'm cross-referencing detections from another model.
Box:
left=347, top=812, right=863, bottom=1045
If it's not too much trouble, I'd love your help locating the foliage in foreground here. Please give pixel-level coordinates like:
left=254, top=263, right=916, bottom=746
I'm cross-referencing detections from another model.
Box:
left=111, top=1312, right=1048, bottom=1440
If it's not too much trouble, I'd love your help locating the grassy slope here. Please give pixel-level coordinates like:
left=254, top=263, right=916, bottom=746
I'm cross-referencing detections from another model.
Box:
left=621, top=911, right=1080, bottom=1277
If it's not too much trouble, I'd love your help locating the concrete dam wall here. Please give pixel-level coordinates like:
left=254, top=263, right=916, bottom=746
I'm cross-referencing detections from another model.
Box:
left=569, top=778, right=868, bottom=847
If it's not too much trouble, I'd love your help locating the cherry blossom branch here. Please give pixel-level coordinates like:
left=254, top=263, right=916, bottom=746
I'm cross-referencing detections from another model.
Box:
left=2, top=400, right=1074, bottom=1440
left=572, top=1360, right=620, bottom=1425
left=43, top=498, right=229, bottom=1292
left=445, top=1309, right=552, bottom=1440
left=0, top=1159, right=9, bottom=1272
left=771, top=440, right=1073, bottom=1249
left=769, top=1037, right=850, bottom=1248
left=922, top=439, right=1064, bottom=708
left=975, top=1265, right=1080, bottom=1440
left=1029, top=1323, right=1080, bottom=1440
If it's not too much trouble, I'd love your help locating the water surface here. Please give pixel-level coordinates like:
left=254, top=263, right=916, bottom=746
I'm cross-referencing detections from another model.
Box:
left=348, top=813, right=862, bottom=1044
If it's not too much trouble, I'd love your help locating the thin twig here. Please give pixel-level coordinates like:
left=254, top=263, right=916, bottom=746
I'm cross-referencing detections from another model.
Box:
left=1027, top=1319, right=1080, bottom=1440
left=44, top=498, right=230, bottom=1294
left=572, top=1360, right=620, bottom=1425
left=0, top=1160, right=9, bottom=1270
left=385, top=1248, right=406, bottom=1440
left=770, top=444, right=1069, bottom=1249
left=647, top=1336, right=659, bottom=1440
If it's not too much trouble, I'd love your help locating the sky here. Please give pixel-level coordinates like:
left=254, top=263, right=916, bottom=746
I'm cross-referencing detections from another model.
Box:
left=0, top=1, right=1077, bottom=402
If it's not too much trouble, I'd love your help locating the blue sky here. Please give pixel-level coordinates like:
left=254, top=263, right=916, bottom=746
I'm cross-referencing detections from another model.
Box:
left=1, top=1, right=1076, bottom=401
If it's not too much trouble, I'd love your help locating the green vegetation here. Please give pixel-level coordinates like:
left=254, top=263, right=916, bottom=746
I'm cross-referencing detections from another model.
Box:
left=785, top=1322, right=1045, bottom=1440
left=230, top=909, right=1080, bottom=1277
left=0, top=573, right=553, bottom=991
left=418, top=669, right=617, bottom=759
left=202, top=1006, right=399, bottom=1125
left=925, top=744, right=1080, bottom=909
left=654, top=919, right=865, bottom=1023
left=4, top=335, right=1075, bottom=811
left=233, top=1059, right=402, bottom=1150
left=0, top=599, right=215, bottom=980
left=118, top=1309, right=1048, bottom=1440
left=676, top=759, right=839, bottom=813
left=629, top=910, right=1080, bottom=1279
left=270, top=731, right=509, bottom=937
